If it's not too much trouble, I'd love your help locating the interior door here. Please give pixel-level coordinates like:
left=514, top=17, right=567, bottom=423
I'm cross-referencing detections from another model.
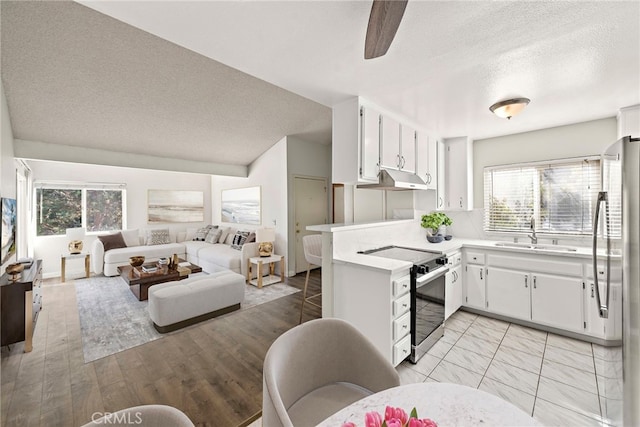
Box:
left=294, top=176, right=327, bottom=274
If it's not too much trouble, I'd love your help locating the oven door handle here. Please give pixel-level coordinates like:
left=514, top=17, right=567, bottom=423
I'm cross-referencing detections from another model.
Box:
left=416, top=267, right=449, bottom=285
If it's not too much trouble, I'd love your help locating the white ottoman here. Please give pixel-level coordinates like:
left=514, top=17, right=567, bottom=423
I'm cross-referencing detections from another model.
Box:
left=148, top=271, right=245, bottom=333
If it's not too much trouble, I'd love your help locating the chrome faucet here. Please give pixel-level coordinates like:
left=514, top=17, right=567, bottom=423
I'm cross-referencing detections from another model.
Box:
left=528, top=216, right=538, bottom=244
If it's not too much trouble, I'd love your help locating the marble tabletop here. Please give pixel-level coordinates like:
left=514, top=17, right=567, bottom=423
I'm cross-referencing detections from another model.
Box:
left=317, top=382, right=541, bottom=427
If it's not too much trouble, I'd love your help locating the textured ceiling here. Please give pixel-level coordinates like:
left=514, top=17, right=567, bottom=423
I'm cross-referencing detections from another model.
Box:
left=81, top=0, right=640, bottom=141
left=2, top=1, right=639, bottom=173
left=0, top=1, right=331, bottom=167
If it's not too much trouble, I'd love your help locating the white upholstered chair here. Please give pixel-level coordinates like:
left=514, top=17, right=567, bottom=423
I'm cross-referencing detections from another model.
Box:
left=262, top=318, right=401, bottom=427
left=81, top=405, right=194, bottom=427
left=299, top=234, right=322, bottom=323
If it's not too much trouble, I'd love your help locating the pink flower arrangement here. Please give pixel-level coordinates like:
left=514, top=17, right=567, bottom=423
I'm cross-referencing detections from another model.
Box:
left=342, top=406, right=437, bottom=427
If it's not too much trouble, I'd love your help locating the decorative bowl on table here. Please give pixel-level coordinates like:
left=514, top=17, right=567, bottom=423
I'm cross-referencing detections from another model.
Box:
left=444, top=235, right=453, bottom=241
left=129, top=256, right=145, bottom=267
left=5, top=263, right=24, bottom=281
left=427, top=235, right=444, bottom=243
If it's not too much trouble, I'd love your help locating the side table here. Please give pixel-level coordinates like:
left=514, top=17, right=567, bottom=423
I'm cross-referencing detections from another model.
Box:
left=61, top=253, right=90, bottom=282
left=247, top=255, right=285, bottom=288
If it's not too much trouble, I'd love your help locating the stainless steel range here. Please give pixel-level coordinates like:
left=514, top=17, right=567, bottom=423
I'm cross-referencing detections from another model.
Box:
left=358, top=246, right=448, bottom=364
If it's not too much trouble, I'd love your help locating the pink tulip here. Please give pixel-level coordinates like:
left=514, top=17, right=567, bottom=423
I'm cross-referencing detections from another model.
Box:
left=385, top=419, right=404, bottom=427
left=421, top=419, right=438, bottom=427
left=384, top=406, right=409, bottom=424
left=341, top=423, right=357, bottom=427
left=364, top=411, right=383, bottom=427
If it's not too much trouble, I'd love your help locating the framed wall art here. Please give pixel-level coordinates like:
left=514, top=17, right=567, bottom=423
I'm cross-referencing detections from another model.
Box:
left=221, top=186, right=261, bottom=225
left=147, top=190, right=204, bottom=223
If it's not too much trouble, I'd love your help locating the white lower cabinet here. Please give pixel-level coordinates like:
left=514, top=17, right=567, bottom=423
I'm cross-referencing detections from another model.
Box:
left=464, top=264, right=485, bottom=309
left=486, top=268, right=530, bottom=321
left=333, top=263, right=412, bottom=367
left=530, top=273, right=583, bottom=332
left=460, top=248, right=621, bottom=342
left=445, top=251, right=463, bottom=320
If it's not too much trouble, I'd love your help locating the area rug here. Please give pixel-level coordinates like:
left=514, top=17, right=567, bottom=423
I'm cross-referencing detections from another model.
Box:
left=74, top=274, right=300, bottom=363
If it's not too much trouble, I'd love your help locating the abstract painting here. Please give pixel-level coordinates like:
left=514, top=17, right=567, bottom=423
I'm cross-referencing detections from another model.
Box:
left=147, top=190, right=204, bottom=223
left=221, top=186, right=261, bottom=225
left=1, top=198, right=17, bottom=265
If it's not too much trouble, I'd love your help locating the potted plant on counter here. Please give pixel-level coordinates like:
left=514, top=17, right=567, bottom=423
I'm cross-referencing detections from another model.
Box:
left=421, top=212, right=453, bottom=243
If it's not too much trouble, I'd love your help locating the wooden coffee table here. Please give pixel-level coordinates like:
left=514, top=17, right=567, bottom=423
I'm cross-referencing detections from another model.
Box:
left=118, top=260, right=202, bottom=301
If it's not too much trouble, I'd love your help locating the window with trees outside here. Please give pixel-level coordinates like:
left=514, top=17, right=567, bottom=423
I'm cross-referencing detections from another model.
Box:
left=36, top=183, right=126, bottom=236
left=483, top=157, right=605, bottom=236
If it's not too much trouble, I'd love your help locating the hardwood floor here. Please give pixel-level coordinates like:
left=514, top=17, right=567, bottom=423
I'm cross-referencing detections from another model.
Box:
left=1, top=269, right=322, bottom=427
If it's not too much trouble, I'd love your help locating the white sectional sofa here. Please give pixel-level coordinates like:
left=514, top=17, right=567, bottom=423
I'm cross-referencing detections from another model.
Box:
left=91, top=227, right=260, bottom=277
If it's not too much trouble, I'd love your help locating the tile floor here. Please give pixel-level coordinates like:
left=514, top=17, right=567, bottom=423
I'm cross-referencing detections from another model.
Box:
left=398, top=310, right=623, bottom=427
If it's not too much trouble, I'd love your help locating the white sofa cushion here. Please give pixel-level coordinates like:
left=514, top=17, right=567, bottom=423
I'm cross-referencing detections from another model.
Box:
left=121, top=229, right=140, bottom=247
left=196, top=244, right=242, bottom=272
left=103, top=243, right=185, bottom=265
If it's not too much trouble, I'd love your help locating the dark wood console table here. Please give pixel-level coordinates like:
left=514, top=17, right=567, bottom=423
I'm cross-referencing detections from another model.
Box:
left=1, top=259, right=43, bottom=352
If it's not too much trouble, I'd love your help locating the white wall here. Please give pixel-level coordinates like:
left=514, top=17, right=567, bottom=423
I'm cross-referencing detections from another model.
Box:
left=1, top=83, right=17, bottom=270
left=211, top=137, right=289, bottom=271
left=473, top=117, right=617, bottom=208
left=27, top=160, right=212, bottom=278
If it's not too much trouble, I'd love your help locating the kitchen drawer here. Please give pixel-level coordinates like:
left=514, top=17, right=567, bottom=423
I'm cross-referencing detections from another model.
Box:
left=447, top=252, right=462, bottom=267
left=393, top=275, right=411, bottom=297
left=393, top=293, right=411, bottom=317
left=393, top=334, right=411, bottom=366
left=465, top=251, right=485, bottom=264
left=393, top=312, right=411, bottom=341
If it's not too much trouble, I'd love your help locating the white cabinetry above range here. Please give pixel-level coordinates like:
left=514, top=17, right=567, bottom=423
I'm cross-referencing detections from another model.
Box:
left=332, top=96, right=442, bottom=193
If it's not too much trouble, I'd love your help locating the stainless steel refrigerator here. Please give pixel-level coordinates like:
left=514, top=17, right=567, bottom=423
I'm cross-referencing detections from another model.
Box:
left=592, top=135, right=639, bottom=426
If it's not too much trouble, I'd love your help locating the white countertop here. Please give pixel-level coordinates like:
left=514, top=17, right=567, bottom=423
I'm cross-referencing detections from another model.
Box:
left=333, top=237, right=617, bottom=275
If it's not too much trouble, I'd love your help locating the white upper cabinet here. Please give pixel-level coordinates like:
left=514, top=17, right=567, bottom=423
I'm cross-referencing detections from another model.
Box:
left=361, top=106, right=381, bottom=181
left=617, top=104, right=640, bottom=138
left=399, top=124, right=416, bottom=173
left=444, top=137, right=473, bottom=210
left=380, top=115, right=401, bottom=170
left=436, top=139, right=446, bottom=209
left=415, top=132, right=437, bottom=190
left=332, top=96, right=442, bottom=186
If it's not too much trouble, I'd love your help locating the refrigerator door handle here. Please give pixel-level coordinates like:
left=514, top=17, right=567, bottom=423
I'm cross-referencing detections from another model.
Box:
left=592, top=191, right=610, bottom=319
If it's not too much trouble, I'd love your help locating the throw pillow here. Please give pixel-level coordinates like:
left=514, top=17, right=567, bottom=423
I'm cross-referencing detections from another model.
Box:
left=217, top=227, right=230, bottom=244
left=225, top=228, right=237, bottom=245
left=146, top=229, right=171, bottom=246
left=98, top=232, right=127, bottom=252
left=204, top=228, right=222, bottom=244
left=230, top=231, right=251, bottom=250
left=193, top=225, right=216, bottom=241
left=120, top=229, right=140, bottom=247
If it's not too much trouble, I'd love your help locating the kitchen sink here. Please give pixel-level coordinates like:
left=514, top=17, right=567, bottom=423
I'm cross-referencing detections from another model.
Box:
left=494, top=242, right=534, bottom=249
left=494, top=242, right=578, bottom=252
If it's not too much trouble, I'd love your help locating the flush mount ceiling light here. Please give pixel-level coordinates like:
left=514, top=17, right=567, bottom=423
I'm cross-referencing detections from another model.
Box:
left=489, top=98, right=530, bottom=120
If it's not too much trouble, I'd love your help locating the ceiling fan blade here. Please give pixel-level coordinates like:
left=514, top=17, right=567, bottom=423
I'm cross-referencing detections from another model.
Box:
left=364, top=0, right=408, bottom=59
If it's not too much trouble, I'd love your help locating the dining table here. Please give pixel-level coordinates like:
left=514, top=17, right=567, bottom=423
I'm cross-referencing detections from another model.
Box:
left=317, top=382, right=541, bottom=426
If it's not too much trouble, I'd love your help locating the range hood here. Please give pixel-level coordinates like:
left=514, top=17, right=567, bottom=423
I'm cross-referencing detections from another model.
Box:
left=357, top=168, right=429, bottom=191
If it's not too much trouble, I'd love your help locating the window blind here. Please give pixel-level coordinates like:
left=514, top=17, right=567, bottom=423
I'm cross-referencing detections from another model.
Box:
left=484, top=157, right=604, bottom=236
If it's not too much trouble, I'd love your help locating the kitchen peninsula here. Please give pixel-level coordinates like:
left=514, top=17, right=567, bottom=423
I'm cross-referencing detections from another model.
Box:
left=309, top=218, right=621, bottom=367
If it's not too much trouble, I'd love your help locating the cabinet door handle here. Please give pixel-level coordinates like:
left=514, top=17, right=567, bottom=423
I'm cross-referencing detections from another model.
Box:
left=480, top=269, right=483, bottom=280
left=591, top=283, right=595, bottom=298
left=426, top=173, right=431, bottom=184
left=401, top=156, right=406, bottom=169
left=459, top=197, right=463, bottom=208
left=533, top=276, right=537, bottom=289
left=438, top=197, right=443, bottom=207
left=396, top=154, right=401, bottom=168
left=525, top=276, right=528, bottom=288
